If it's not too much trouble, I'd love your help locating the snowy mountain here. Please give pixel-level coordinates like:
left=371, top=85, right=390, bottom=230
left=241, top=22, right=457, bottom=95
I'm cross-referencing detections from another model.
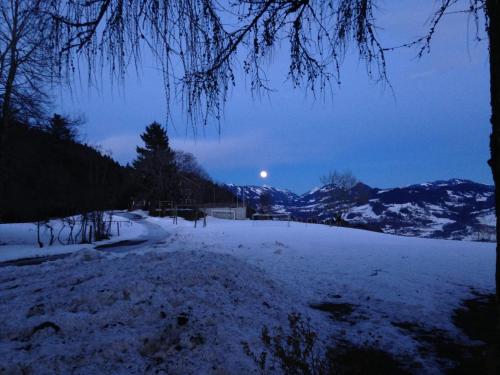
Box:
left=226, top=179, right=496, bottom=241
left=226, top=184, right=298, bottom=213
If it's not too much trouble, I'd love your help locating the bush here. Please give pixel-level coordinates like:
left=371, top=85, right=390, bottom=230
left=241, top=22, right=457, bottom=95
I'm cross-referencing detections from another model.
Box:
left=243, top=313, right=410, bottom=375
left=243, top=313, right=327, bottom=375
left=176, top=208, right=206, bottom=221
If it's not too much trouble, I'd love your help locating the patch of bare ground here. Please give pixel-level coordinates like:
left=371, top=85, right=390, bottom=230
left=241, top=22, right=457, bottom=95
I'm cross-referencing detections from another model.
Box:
left=311, top=290, right=499, bottom=374
left=309, top=302, right=357, bottom=322
left=326, top=343, right=414, bottom=375
left=392, top=291, right=498, bottom=374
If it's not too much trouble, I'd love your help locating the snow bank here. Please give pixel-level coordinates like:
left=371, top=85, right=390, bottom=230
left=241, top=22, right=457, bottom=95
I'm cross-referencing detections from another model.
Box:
left=0, top=249, right=321, bottom=374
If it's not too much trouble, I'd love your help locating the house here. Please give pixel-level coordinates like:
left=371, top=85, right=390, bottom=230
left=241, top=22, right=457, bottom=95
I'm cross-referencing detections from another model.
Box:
left=199, top=204, right=248, bottom=220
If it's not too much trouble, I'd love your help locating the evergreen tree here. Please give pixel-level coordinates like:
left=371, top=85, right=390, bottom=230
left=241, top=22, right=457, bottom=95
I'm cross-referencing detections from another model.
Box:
left=133, top=122, right=177, bottom=205
left=46, top=114, right=80, bottom=142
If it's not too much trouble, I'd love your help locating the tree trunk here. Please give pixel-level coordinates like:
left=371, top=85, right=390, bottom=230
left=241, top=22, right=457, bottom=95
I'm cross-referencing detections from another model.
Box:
left=0, top=3, right=19, bottom=223
left=486, top=0, right=500, bottom=300
left=36, top=221, right=44, bottom=248
left=0, top=0, right=19, bottom=153
left=0, top=59, right=16, bottom=139
left=486, top=1, right=500, bottom=373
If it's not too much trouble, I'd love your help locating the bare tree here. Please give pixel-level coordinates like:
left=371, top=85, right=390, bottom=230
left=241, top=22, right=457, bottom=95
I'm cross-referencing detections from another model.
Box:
left=320, top=170, right=358, bottom=191
left=320, top=170, right=359, bottom=224
left=45, top=0, right=500, bottom=302
left=174, top=150, right=210, bottom=180
left=0, top=0, right=53, bottom=137
left=46, top=0, right=394, bottom=126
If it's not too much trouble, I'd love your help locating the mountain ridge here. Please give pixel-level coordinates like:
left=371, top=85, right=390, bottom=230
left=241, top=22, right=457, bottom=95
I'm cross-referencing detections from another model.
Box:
left=226, top=179, right=496, bottom=241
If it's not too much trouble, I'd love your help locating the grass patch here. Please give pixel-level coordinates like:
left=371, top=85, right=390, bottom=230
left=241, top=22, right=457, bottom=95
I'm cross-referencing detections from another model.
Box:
left=309, top=302, right=356, bottom=322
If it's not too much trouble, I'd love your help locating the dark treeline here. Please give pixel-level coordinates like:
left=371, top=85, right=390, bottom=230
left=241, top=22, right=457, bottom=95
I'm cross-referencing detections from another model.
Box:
left=0, top=119, right=133, bottom=222
left=0, top=117, right=234, bottom=223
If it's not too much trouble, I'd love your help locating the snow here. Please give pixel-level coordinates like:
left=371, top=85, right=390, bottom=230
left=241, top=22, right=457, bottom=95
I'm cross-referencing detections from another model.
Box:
left=446, top=190, right=465, bottom=201
left=349, top=204, right=380, bottom=219
left=477, top=211, right=496, bottom=226
left=148, top=217, right=496, bottom=369
left=386, top=203, right=418, bottom=214
left=428, top=216, right=455, bottom=229
left=0, top=215, right=496, bottom=374
left=0, top=213, right=146, bottom=262
left=426, top=204, right=445, bottom=213
left=437, top=179, right=467, bottom=187
left=1, top=250, right=319, bottom=374
left=308, top=186, right=320, bottom=194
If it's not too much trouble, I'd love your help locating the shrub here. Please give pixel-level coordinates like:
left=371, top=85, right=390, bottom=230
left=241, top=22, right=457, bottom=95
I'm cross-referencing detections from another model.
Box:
left=243, top=313, right=410, bottom=375
left=243, top=313, right=328, bottom=375
left=176, top=208, right=206, bottom=221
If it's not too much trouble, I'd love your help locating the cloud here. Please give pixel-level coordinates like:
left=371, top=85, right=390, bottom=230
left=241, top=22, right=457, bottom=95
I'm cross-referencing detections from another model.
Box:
left=171, top=131, right=306, bottom=170
left=96, top=134, right=141, bottom=164
left=97, top=128, right=335, bottom=171
left=96, top=132, right=272, bottom=168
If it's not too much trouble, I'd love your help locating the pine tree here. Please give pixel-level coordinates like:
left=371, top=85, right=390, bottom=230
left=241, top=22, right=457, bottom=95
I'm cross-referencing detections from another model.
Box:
left=133, top=122, right=177, bottom=205
left=46, top=114, right=79, bottom=141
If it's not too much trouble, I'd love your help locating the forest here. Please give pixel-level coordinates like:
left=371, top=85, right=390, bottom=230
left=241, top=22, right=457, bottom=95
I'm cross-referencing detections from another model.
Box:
left=0, top=115, right=234, bottom=223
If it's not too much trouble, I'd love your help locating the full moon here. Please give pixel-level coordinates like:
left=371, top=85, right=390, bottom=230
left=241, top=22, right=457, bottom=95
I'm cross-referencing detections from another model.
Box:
left=260, top=170, right=268, bottom=179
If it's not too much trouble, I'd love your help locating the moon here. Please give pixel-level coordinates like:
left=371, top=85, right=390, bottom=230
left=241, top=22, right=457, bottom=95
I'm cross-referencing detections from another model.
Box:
left=260, top=170, right=268, bottom=179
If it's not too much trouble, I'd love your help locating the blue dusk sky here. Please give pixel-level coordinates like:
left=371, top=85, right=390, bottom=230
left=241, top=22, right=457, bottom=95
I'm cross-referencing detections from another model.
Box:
left=56, top=1, right=492, bottom=194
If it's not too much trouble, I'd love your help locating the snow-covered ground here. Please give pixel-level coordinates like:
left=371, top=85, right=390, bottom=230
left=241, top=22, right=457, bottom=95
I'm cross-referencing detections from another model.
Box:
left=0, top=214, right=496, bottom=374
left=0, top=213, right=146, bottom=262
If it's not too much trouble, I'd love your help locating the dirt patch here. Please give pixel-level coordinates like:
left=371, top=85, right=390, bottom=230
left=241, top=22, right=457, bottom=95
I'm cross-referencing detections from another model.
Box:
left=95, top=239, right=147, bottom=249
left=0, top=253, right=69, bottom=267
left=450, top=292, right=498, bottom=374
left=452, top=292, right=497, bottom=343
left=391, top=292, right=499, bottom=374
left=391, top=320, right=471, bottom=367
left=327, top=344, right=415, bottom=375
left=309, top=302, right=357, bottom=322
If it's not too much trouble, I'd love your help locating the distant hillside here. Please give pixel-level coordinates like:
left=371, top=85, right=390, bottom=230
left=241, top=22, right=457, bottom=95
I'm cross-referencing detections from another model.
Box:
left=226, top=179, right=496, bottom=241
left=226, top=185, right=298, bottom=213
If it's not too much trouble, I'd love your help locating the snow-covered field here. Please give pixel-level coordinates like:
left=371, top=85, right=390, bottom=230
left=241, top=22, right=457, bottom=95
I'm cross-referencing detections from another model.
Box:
left=0, top=214, right=496, bottom=374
